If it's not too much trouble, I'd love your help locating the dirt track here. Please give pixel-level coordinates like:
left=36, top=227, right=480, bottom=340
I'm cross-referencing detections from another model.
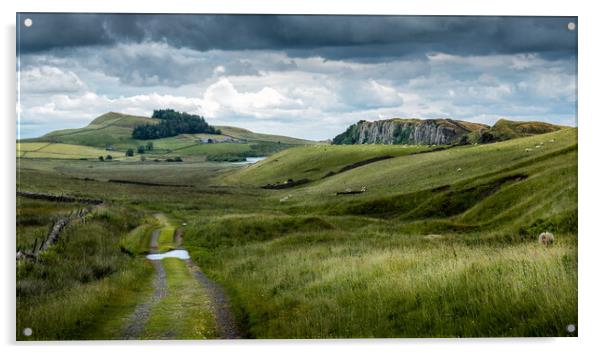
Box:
left=119, top=216, right=242, bottom=339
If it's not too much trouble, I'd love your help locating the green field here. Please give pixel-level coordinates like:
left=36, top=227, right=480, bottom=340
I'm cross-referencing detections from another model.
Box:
left=18, top=142, right=125, bottom=159
left=16, top=117, right=577, bottom=339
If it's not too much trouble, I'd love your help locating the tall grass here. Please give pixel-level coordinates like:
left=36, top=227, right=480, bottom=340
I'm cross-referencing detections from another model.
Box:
left=16, top=205, right=153, bottom=340
left=186, top=217, right=577, bottom=338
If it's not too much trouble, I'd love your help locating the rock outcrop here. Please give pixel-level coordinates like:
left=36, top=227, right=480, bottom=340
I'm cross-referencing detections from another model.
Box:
left=333, top=118, right=489, bottom=145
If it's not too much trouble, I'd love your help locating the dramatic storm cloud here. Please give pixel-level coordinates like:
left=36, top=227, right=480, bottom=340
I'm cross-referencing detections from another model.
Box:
left=17, top=14, right=577, bottom=140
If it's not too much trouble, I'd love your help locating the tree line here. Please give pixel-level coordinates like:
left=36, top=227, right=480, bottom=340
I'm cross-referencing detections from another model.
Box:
left=132, top=109, right=221, bottom=140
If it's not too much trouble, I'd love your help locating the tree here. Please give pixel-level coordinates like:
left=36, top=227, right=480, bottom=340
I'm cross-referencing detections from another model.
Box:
left=132, top=109, right=220, bottom=140
left=137, top=145, right=146, bottom=154
left=98, top=156, right=104, bottom=161
left=146, top=142, right=154, bottom=151
left=106, top=155, right=113, bottom=161
left=126, top=149, right=134, bottom=157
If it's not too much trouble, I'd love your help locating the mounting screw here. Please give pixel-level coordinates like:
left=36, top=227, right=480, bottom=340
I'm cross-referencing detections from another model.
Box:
left=567, top=22, right=576, bottom=31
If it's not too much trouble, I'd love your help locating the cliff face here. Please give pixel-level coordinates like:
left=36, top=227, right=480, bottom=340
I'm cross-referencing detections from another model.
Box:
left=333, top=118, right=489, bottom=145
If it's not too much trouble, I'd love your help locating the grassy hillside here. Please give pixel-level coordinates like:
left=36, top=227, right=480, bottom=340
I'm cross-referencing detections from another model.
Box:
left=472, top=119, right=567, bottom=143
left=222, top=144, right=436, bottom=186
left=37, top=112, right=154, bottom=148
left=217, top=126, right=315, bottom=145
left=184, top=128, right=577, bottom=337
left=22, top=112, right=316, bottom=161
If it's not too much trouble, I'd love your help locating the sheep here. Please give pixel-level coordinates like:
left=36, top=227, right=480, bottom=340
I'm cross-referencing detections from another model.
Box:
left=538, top=231, right=555, bottom=246
left=525, top=148, right=533, bottom=152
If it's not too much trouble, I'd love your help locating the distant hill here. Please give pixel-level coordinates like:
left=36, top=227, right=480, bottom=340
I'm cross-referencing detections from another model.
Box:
left=216, top=126, right=315, bottom=145
left=333, top=118, right=568, bottom=146
left=25, top=112, right=315, bottom=148
left=18, top=112, right=316, bottom=161
left=473, top=119, right=566, bottom=143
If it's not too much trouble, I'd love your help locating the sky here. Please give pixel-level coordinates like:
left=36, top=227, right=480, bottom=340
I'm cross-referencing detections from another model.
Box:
left=16, top=14, right=577, bottom=140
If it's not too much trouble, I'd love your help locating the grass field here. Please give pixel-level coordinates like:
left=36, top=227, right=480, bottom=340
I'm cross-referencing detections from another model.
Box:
left=17, top=142, right=125, bottom=159
left=16, top=125, right=578, bottom=339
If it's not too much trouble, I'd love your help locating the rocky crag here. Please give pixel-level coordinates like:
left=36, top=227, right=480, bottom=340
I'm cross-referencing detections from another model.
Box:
left=332, top=118, right=565, bottom=145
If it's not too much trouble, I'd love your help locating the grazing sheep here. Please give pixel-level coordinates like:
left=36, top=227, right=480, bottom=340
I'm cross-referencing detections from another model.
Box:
left=538, top=232, right=555, bottom=246
left=456, top=167, right=462, bottom=172
left=525, top=148, right=533, bottom=152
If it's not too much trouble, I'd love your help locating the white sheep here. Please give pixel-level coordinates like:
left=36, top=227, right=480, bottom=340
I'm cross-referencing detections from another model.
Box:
left=538, top=231, right=555, bottom=246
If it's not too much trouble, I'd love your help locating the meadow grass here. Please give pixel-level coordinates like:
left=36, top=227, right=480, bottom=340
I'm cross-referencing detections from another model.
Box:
left=16, top=197, right=87, bottom=251
left=185, top=215, right=577, bottom=338
left=141, top=258, right=216, bottom=339
left=16, top=205, right=155, bottom=340
left=120, top=217, right=160, bottom=255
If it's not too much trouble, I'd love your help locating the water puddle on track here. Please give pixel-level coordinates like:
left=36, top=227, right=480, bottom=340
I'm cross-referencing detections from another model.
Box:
left=146, top=249, right=190, bottom=260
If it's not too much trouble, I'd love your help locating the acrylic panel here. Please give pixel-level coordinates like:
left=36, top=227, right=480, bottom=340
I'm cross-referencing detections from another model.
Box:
left=16, top=13, right=578, bottom=340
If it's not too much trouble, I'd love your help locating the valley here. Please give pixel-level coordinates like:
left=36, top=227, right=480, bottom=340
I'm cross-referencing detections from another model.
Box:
left=16, top=113, right=578, bottom=339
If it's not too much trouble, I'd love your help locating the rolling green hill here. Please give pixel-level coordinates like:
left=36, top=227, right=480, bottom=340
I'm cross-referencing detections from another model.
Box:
left=223, top=128, right=577, bottom=235
left=216, top=126, right=315, bottom=145
left=19, top=112, right=316, bottom=161
left=473, top=118, right=567, bottom=143
left=222, top=144, right=436, bottom=186
left=190, top=127, right=577, bottom=337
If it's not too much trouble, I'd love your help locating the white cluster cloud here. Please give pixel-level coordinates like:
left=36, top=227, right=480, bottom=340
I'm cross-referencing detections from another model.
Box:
left=20, top=66, right=85, bottom=93
left=17, top=43, right=577, bottom=140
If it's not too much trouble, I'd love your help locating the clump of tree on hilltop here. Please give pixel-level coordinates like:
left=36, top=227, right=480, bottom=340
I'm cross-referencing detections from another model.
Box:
left=132, top=109, right=221, bottom=140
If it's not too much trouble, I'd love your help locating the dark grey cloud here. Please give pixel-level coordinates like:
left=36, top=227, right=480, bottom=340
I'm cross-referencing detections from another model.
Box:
left=17, top=14, right=577, bottom=60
